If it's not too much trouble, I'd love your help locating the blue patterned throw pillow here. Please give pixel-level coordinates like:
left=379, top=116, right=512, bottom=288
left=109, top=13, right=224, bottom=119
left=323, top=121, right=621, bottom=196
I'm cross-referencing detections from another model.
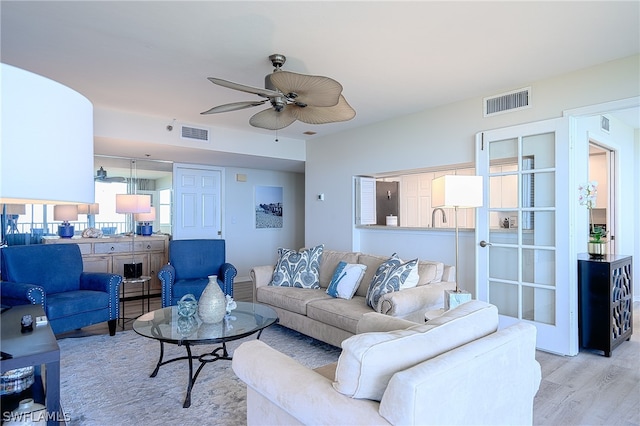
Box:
left=366, top=255, right=418, bottom=310
left=326, top=262, right=367, bottom=299
left=270, top=245, right=324, bottom=288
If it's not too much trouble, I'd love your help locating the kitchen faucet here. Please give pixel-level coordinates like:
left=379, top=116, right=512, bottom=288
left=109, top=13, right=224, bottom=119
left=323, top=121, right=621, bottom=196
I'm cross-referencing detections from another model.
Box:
left=432, top=208, right=447, bottom=227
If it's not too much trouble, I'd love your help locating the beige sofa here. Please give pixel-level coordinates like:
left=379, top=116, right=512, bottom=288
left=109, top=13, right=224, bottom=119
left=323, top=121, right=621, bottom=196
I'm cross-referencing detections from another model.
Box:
left=250, top=249, right=456, bottom=347
left=233, top=301, right=542, bottom=426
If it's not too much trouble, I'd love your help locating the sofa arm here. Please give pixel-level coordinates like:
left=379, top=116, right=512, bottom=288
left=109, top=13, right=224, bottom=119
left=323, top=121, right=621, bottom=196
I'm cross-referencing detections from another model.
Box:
left=0, top=281, right=45, bottom=307
left=232, top=340, right=387, bottom=425
left=442, top=265, right=455, bottom=283
left=80, top=273, right=122, bottom=320
left=356, top=312, right=418, bottom=334
left=220, top=262, right=238, bottom=297
left=378, top=281, right=456, bottom=320
left=158, top=263, right=176, bottom=308
left=250, top=265, right=275, bottom=289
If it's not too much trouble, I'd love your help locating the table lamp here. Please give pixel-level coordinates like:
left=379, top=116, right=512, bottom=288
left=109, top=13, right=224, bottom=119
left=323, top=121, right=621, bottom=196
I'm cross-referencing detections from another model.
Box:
left=1, top=64, right=94, bottom=245
left=78, top=203, right=100, bottom=228
left=431, top=175, right=483, bottom=310
left=135, top=207, right=156, bottom=236
left=54, top=205, right=79, bottom=238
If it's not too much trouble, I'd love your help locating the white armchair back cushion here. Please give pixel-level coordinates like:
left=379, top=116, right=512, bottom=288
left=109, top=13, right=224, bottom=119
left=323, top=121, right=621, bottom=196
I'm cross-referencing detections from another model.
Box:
left=333, top=301, right=498, bottom=401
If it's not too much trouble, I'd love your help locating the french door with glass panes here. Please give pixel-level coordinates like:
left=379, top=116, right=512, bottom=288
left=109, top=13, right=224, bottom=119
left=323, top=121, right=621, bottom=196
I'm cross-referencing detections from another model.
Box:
left=475, top=118, right=576, bottom=355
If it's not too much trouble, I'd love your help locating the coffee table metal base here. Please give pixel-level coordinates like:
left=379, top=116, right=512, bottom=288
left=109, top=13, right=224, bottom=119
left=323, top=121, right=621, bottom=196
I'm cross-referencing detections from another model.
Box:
left=133, top=303, right=278, bottom=408
left=150, top=329, right=264, bottom=408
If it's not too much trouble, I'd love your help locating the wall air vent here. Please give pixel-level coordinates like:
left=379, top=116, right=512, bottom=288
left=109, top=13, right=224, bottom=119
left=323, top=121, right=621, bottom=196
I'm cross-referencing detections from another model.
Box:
left=484, top=87, right=531, bottom=117
left=181, top=124, right=210, bottom=142
left=600, top=116, right=610, bottom=133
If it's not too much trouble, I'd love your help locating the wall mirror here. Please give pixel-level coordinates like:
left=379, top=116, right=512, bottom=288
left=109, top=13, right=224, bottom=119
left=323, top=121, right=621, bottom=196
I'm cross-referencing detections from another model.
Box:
left=1, top=156, right=173, bottom=245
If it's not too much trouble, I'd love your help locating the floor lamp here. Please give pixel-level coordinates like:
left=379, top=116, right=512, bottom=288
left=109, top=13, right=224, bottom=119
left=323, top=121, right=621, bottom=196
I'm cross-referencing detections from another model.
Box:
left=431, top=175, right=483, bottom=310
left=116, top=194, right=151, bottom=278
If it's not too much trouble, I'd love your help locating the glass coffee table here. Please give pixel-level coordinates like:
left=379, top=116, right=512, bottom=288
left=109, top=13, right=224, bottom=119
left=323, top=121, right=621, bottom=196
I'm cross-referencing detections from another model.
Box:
left=133, top=302, right=278, bottom=408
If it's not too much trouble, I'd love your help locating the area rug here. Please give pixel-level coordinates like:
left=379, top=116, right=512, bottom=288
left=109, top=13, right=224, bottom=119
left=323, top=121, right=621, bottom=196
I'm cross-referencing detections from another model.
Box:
left=58, top=325, right=341, bottom=425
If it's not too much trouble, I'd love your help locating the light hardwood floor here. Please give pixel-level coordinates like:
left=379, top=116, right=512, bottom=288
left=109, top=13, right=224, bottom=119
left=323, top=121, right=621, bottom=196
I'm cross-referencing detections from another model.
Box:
left=60, top=296, right=639, bottom=425
left=533, top=302, right=639, bottom=426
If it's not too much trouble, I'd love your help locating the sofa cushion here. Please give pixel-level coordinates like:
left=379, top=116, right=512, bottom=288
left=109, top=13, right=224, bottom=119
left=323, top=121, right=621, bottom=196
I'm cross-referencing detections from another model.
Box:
left=256, top=286, right=331, bottom=316
left=326, top=262, right=367, bottom=299
left=365, top=257, right=418, bottom=310
left=354, top=254, right=389, bottom=297
left=270, top=245, right=323, bottom=288
left=416, top=260, right=444, bottom=285
left=46, top=290, right=110, bottom=320
left=307, top=296, right=373, bottom=335
left=318, top=250, right=360, bottom=288
left=333, top=301, right=499, bottom=401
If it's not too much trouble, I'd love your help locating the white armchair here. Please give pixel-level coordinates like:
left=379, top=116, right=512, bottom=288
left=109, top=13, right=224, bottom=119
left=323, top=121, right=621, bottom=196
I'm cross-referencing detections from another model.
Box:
left=232, top=301, right=541, bottom=425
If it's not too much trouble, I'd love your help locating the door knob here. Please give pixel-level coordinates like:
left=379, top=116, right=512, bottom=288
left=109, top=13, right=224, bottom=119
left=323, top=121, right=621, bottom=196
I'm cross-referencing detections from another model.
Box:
left=479, top=240, right=492, bottom=247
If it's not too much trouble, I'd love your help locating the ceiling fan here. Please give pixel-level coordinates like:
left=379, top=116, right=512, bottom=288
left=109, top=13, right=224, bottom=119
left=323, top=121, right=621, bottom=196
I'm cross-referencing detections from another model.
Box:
left=201, top=54, right=356, bottom=130
left=94, top=166, right=126, bottom=183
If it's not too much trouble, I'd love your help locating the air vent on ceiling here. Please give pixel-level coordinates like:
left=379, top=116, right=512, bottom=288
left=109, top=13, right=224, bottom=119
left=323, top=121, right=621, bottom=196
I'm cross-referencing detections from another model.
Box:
left=181, top=124, right=210, bottom=142
left=484, top=87, right=531, bottom=117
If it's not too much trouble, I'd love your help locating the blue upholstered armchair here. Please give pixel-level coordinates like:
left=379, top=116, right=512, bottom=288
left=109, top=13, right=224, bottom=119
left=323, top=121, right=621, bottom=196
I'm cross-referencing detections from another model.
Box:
left=0, top=244, right=122, bottom=336
left=158, top=239, right=237, bottom=308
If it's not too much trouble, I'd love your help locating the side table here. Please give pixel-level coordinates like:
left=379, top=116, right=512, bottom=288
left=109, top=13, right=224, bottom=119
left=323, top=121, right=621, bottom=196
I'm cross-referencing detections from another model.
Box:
left=120, top=275, right=152, bottom=329
left=1, top=305, right=64, bottom=425
left=578, top=253, right=633, bottom=357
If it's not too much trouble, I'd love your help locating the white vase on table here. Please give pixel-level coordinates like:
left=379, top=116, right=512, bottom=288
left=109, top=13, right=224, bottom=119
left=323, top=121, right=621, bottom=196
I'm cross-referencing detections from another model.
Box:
left=198, top=275, right=226, bottom=323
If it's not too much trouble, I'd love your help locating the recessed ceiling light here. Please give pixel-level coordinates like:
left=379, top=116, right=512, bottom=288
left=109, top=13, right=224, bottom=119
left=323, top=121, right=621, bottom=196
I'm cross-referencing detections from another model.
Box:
left=303, top=131, right=317, bottom=135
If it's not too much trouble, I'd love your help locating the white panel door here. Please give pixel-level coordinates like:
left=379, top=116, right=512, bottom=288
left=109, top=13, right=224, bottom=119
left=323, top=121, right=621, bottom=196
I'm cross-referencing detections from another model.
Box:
left=476, top=118, right=576, bottom=355
left=173, top=164, right=222, bottom=240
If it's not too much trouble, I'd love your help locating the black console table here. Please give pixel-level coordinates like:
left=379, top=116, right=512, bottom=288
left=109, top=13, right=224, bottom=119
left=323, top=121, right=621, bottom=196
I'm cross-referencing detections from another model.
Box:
left=578, top=253, right=633, bottom=357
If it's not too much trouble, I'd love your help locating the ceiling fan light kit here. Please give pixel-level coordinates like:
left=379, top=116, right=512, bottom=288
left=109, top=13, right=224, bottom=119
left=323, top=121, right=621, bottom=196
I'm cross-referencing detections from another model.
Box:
left=202, top=54, right=355, bottom=131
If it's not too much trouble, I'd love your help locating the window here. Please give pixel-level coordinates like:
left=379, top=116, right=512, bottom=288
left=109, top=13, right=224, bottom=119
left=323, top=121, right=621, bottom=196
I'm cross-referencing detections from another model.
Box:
left=356, top=164, right=477, bottom=228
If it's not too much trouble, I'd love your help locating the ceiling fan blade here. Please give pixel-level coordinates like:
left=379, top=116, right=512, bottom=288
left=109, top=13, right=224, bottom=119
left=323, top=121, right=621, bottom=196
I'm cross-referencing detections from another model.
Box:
left=201, top=100, right=267, bottom=115
left=269, top=71, right=342, bottom=107
left=249, top=106, right=297, bottom=130
left=207, top=77, right=281, bottom=98
left=290, top=95, right=356, bottom=125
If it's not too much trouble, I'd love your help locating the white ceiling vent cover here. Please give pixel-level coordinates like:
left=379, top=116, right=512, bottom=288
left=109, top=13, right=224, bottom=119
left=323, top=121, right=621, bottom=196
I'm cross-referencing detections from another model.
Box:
left=484, top=87, right=531, bottom=117
left=181, top=124, right=210, bottom=142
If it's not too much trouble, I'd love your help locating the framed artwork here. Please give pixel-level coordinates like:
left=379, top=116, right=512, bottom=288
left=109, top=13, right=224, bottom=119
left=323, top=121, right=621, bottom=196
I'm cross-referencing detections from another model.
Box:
left=255, top=186, right=283, bottom=229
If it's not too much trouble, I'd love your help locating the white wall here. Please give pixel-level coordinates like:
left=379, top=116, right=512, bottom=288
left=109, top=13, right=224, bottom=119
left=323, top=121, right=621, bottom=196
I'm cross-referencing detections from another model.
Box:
left=575, top=112, right=639, bottom=298
left=223, top=167, right=305, bottom=282
left=305, top=55, right=639, bottom=297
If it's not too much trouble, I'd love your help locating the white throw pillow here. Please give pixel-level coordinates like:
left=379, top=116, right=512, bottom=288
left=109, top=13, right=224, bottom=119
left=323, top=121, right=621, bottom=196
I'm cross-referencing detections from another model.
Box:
left=399, top=259, right=419, bottom=289
left=326, top=262, right=367, bottom=299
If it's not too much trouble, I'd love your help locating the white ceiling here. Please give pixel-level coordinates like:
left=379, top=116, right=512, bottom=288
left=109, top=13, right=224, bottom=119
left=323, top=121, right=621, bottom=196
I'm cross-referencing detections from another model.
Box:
left=2, top=1, right=639, bottom=173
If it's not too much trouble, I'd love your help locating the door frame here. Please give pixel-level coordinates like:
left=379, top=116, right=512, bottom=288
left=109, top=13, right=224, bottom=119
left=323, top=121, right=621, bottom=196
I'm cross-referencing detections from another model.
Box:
left=476, top=117, right=574, bottom=355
